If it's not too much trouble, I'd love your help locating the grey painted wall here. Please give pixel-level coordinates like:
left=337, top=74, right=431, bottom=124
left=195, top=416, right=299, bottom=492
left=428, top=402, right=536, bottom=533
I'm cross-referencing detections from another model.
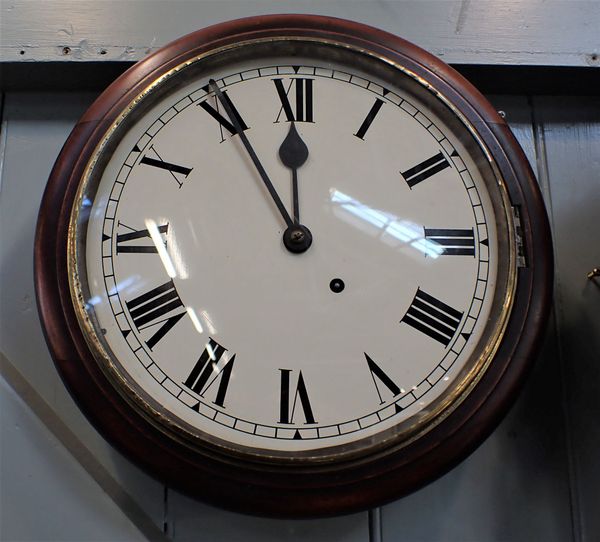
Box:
left=1, top=2, right=599, bottom=541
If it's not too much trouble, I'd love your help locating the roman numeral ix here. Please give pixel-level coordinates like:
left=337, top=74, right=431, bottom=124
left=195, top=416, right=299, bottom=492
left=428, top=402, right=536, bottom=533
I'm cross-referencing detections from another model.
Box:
left=184, top=338, right=235, bottom=408
left=273, top=78, right=314, bottom=123
left=401, top=288, right=463, bottom=347
left=401, top=152, right=450, bottom=188
left=125, top=279, right=185, bottom=350
left=424, top=228, right=476, bottom=256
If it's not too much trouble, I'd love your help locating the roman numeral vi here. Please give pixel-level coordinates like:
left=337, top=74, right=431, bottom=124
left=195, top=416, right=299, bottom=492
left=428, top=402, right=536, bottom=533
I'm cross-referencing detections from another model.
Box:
left=279, top=369, right=316, bottom=424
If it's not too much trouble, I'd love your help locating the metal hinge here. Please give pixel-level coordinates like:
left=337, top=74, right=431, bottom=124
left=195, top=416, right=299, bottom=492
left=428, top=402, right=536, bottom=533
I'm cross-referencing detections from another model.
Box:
left=512, top=206, right=527, bottom=268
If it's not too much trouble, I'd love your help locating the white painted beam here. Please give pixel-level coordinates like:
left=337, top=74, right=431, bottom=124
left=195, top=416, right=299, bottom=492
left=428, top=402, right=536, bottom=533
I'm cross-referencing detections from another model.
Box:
left=2, top=0, right=599, bottom=67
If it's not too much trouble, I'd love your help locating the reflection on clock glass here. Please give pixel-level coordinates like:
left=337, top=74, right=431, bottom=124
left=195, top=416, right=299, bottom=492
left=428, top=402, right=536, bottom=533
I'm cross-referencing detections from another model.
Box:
left=78, top=48, right=506, bottom=456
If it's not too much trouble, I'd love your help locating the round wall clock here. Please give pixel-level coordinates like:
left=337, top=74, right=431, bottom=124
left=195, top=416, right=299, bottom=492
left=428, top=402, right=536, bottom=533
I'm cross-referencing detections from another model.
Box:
left=36, top=15, right=552, bottom=517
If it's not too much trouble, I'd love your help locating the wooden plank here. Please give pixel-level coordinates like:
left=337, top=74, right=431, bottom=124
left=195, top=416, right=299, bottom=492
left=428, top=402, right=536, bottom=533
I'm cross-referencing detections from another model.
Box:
left=2, top=0, right=599, bottom=67
left=166, top=491, right=369, bottom=541
left=379, top=97, right=574, bottom=542
left=0, top=92, right=166, bottom=535
left=0, top=377, right=153, bottom=542
left=534, top=96, right=600, bottom=542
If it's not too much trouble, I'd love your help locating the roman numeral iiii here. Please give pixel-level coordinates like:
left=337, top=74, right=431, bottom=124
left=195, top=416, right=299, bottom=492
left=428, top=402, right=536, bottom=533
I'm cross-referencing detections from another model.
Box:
left=401, top=288, right=463, bottom=347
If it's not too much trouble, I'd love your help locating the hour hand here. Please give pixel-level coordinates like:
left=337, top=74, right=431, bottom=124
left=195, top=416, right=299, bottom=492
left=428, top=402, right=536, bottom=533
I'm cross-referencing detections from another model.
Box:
left=278, top=122, right=309, bottom=225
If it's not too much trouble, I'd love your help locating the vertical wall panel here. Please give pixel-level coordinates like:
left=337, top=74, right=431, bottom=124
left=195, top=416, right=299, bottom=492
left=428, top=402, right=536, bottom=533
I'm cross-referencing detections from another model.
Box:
left=534, top=97, right=600, bottom=542
left=379, top=97, right=573, bottom=542
left=0, top=93, right=166, bottom=538
left=166, top=492, right=369, bottom=541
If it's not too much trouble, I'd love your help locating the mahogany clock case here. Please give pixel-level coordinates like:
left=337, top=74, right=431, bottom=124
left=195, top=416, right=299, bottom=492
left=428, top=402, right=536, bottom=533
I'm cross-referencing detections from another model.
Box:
left=34, top=15, right=552, bottom=517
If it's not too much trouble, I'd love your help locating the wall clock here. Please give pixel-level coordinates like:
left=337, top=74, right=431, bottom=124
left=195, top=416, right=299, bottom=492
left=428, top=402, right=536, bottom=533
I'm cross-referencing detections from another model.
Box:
left=35, top=15, right=552, bottom=517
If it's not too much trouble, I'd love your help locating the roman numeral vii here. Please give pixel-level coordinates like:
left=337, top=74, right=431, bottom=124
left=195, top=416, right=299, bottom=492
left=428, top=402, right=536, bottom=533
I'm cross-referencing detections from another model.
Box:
left=184, top=338, right=235, bottom=408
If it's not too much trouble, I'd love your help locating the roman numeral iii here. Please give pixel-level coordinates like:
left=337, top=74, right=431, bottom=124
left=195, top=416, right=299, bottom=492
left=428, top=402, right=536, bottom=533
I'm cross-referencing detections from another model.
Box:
left=125, top=279, right=186, bottom=349
left=401, top=288, right=463, bottom=347
left=184, top=338, right=235, bottom=408
left=424, top=228, right=476, bottom=256
left=273, top=78, right=314, bottom=123
left=401, top=152, right=450, bottom=188
left=279, top=369, right=316, bottom=424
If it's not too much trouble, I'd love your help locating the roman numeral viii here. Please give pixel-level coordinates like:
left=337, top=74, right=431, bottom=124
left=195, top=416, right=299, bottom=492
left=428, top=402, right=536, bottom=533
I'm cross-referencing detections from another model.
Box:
left=125, top=279, right=185, bottom=349
left=273, top=78, right=314, bottom=123
left=424, top=228, right=475, bottom=256
left=401, top=152, right=450, bottom=188
left=183, top=338, right=235, bottom=408
left=401, top=288, right=463, bottom=347
left=279, top=369, right=316, bottom=424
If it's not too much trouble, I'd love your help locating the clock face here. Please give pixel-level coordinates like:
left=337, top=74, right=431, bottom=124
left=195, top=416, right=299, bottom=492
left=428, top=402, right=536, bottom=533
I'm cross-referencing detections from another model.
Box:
left=72, top=40, right=514, bottom=458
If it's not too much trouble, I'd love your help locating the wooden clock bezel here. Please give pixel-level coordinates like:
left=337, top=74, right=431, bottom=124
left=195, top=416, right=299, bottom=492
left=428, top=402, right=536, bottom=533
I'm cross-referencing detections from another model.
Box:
left=35, top=14, right=552, bottom=517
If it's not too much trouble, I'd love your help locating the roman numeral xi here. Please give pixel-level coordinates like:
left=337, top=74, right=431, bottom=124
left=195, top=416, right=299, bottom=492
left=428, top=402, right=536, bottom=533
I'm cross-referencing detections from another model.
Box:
left=401, top=288, right=463, bottom=347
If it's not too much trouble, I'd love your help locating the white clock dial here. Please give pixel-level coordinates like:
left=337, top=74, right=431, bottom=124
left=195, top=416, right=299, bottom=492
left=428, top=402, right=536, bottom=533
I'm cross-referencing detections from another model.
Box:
left=77, top=50, right=508, bottom=456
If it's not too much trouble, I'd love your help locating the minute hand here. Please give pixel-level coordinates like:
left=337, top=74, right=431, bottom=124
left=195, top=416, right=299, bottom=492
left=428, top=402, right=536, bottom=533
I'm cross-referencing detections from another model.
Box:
left=208, top=79, right=293, bottom=228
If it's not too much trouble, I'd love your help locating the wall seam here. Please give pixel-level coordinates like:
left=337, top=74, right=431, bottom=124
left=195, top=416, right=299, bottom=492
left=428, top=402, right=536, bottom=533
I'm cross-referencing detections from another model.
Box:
left=529, top=95, right=581, bottom=542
